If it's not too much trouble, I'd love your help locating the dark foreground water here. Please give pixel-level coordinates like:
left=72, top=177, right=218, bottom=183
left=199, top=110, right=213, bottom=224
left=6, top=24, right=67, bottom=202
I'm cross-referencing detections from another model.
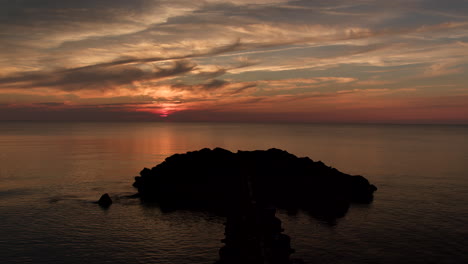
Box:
left=0, top=122, right=467, bottom=263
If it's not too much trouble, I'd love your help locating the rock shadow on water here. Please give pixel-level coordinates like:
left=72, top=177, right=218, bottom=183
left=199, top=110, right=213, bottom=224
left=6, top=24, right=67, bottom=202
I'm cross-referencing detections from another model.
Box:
left=130, top=148, right=377, bottom=263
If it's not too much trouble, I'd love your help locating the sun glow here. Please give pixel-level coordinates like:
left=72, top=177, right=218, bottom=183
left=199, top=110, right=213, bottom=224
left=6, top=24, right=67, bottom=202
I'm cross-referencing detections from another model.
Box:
left=135, top=102, right=186, bottom=118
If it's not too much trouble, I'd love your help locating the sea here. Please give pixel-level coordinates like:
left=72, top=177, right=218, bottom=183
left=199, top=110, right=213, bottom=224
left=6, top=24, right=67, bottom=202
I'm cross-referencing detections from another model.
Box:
left=0, top=121, right=467, bottom=264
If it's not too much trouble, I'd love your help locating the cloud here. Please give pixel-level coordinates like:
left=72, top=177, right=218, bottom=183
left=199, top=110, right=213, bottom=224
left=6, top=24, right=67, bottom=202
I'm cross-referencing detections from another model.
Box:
left=0, top=103, right=166, bottom=121
left=170, top=79, right=257, bottom=95
left=194, top=68, right=227, bottom=79
left=202, top=79, right=230, bottom=91
left=32, top=102, right=66, bottom=107
left=161, top=91, right=468, bottom=124
left=1, top=0, right=468, bottom=123
left=58, top=39, right=241, bottom=73
left=0, top=60, right=197, bottom=91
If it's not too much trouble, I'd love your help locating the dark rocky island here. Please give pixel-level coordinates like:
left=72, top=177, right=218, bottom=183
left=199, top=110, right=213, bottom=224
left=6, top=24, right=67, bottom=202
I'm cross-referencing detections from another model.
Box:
left=132, top=148, right=377, bottom=263
left=133, top=147, right=377, bottom=216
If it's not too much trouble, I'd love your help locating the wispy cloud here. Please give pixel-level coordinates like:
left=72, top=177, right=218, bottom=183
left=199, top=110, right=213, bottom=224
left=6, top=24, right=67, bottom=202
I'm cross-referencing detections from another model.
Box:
left=1, top=0, right=468, bottom=123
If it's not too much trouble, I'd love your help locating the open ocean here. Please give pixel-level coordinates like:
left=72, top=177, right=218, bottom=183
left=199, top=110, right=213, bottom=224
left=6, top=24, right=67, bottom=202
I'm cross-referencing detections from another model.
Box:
left=0, top=121, right=467, bottom=264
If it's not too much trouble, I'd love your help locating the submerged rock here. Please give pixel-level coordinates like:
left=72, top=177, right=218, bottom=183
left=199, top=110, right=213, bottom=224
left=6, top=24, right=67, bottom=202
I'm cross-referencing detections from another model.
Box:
left=133, top=148, right=377, bottom=217
left=97, top=193, right=112, bottom=207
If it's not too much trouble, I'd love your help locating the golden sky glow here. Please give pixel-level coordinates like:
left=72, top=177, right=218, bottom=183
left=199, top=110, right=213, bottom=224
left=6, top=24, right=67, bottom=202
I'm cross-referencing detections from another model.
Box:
left=1, top=0, right=468, bottom=123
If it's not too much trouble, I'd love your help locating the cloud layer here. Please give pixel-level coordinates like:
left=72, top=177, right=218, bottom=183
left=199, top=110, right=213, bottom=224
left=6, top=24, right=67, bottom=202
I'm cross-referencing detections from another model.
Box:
left=1, top=0, right=468, bottom=123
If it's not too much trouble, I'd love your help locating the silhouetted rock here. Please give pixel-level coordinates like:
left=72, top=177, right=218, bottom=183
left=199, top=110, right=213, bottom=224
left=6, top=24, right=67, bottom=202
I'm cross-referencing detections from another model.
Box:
left=133, top=148, right=377, bottom=263
left=98, top=193, right=112, bottom=207
left=133, top=148, right=377, bottom=217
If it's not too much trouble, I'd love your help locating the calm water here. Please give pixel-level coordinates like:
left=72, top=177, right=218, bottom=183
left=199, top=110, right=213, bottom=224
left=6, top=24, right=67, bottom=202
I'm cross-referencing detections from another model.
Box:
left=0, top=122, right=467, bottom=263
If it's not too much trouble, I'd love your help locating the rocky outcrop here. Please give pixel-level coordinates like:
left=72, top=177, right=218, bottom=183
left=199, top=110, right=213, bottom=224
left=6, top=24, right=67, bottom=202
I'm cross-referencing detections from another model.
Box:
left=97, top=193, right=112, bottom=207
left=133, top=148, right=376, bottom=217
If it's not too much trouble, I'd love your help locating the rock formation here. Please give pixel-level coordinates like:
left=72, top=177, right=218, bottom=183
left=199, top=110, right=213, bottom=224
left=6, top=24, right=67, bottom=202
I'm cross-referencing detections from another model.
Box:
left=133, top=148, right=377, bottom=217
left=97, top=193, right=112, bottom=207
left=132, top=148, right=377, bottom=263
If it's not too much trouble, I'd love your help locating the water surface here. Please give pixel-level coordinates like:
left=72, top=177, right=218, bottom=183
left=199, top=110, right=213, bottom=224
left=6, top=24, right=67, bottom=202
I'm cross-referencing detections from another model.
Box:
left=0, top=122, right=467, bottom=263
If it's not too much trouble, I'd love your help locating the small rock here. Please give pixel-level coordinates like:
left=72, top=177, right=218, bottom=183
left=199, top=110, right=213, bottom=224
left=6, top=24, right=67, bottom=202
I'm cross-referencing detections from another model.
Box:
left=98, top=193, right=112, bottom=207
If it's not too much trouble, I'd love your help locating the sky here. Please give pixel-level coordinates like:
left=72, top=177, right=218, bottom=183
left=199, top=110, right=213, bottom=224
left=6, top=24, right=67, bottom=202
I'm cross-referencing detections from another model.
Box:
left=1, top=0, right=468, bottom=123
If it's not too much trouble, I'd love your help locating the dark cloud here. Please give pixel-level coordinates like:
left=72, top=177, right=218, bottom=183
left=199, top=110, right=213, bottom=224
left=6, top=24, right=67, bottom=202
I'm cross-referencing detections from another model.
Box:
left=0, top=60, right=196, bottom=91
left=0, top=104, right=165, bottom=121
left=203, top=79, right=229, bottom=90
left=0, top=38, right=248, bottom=91
left=36, top=1, right=377, bottom=60
left=229, top=83, right=257, bottom=95
left=0, top=0, right=156, bottom=25
left=0, top=37, right=250, bottom=93
left=164, top=107, right=318, bottom=123
left=33, top=102, right=66, bottom=106
left=61, top=40, right=242, bottom=72
left=171, top=79, right=228, bottom=92
left=74, top=95, right=169, bottom=106
left=170, top=78, right=257, bottom=95
left=422, top=0, right=468, bottom=15
left=193, top=59, right=259, bottom=80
